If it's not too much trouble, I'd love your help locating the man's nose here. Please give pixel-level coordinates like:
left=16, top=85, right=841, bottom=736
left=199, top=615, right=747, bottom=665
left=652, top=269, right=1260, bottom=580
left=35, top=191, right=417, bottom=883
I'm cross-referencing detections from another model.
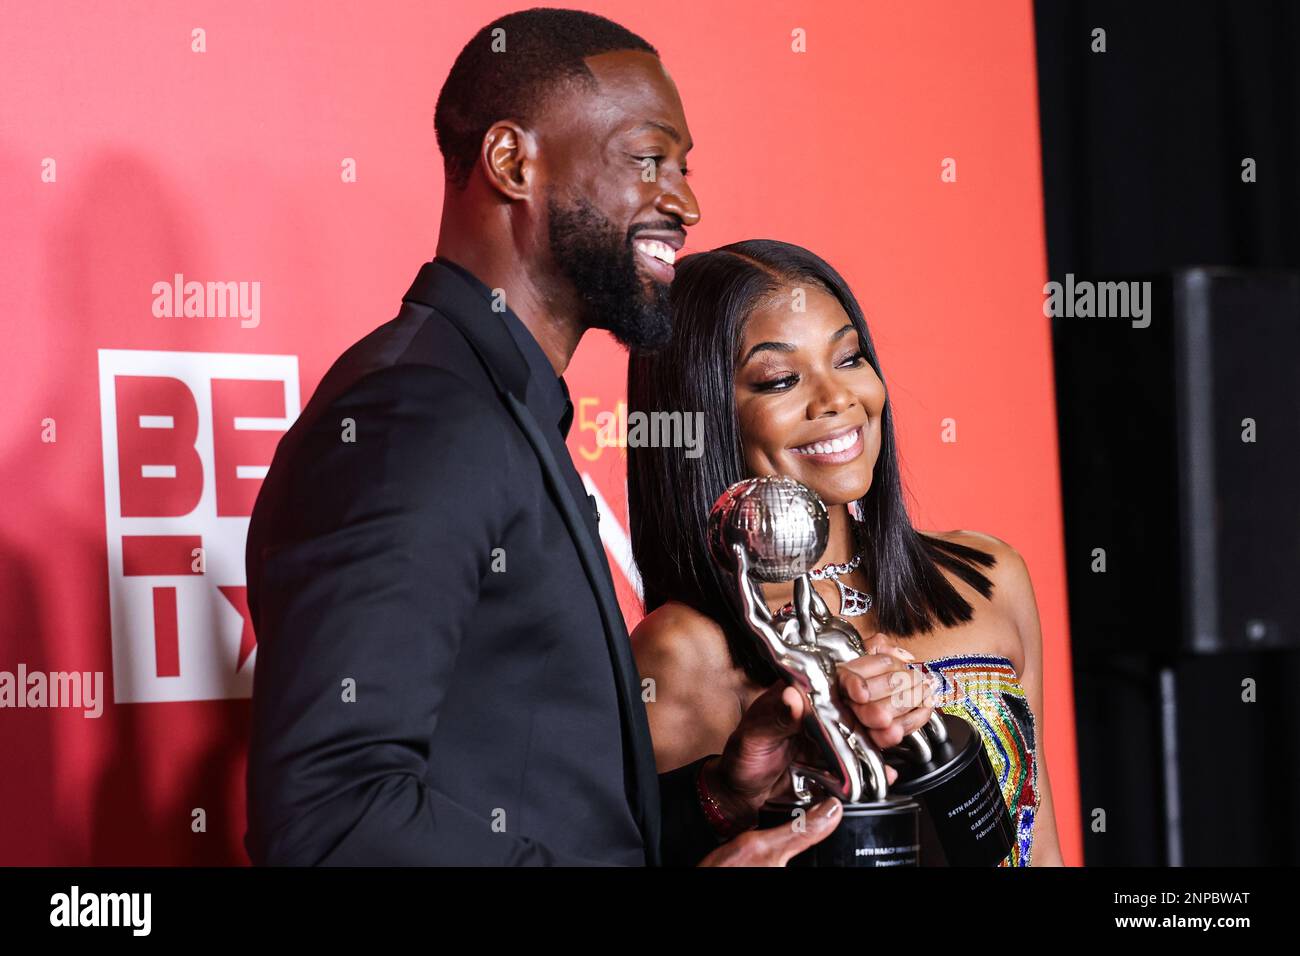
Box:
left=656, top=179, right=700, bottom=227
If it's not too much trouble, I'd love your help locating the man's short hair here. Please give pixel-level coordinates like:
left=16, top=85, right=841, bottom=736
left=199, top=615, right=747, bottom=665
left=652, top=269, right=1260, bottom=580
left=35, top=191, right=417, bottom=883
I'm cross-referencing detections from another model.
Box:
left=434, top=7, right=658, bottom=190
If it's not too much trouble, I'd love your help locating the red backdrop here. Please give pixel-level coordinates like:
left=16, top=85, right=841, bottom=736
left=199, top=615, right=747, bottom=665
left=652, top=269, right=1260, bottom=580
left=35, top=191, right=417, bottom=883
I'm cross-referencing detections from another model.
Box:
left=0, top=0, right=1080, bottom=865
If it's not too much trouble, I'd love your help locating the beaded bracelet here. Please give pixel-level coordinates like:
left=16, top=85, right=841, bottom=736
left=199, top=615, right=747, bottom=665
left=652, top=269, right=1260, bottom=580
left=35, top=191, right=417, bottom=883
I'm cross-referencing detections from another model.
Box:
left=696, top=761, right=750, bottom=840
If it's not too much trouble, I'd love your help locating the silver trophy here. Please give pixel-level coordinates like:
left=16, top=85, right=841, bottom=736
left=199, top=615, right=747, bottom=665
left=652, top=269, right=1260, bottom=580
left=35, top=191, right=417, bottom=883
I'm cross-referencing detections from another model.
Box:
left=708, top=475, right=921, bottom=866
left=708, top=476, right=1015, bottom=866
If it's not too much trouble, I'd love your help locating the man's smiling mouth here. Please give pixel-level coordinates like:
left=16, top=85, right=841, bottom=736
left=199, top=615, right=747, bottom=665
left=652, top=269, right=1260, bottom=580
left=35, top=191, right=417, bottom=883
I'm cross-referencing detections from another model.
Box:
left=633, top=238, right=677, bottom=282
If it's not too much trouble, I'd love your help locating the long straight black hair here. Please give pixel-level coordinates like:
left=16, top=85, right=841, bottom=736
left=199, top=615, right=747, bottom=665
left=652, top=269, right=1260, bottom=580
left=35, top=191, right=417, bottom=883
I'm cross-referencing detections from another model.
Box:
left=626, top=239, right=998, bottom=685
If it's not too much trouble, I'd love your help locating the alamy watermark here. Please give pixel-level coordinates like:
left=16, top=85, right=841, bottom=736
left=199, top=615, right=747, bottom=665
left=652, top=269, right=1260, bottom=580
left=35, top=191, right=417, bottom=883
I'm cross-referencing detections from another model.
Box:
left=595, top=408, right=704, bottom=459
left=50, top=886, right=150, bottom=935
left=1043, top=273, right=1151, bottom=328
left=1, top=664, right=103, bottom=717
left=152, top=273, right=261, bottom=328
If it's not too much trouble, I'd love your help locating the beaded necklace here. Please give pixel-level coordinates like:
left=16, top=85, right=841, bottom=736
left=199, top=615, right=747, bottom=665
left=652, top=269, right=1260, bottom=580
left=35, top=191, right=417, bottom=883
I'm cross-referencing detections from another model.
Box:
left=780, top=520, right=874, bottom=618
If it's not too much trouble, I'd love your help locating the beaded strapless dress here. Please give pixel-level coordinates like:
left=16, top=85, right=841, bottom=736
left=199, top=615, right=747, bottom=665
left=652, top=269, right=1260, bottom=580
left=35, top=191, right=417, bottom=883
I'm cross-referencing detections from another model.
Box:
left=910, top=654, right=1040, bottom=866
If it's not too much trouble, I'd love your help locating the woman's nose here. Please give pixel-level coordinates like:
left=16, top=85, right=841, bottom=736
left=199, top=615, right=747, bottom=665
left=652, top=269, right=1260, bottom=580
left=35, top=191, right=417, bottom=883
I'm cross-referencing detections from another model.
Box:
left=806, top=378, right=857, bottom=419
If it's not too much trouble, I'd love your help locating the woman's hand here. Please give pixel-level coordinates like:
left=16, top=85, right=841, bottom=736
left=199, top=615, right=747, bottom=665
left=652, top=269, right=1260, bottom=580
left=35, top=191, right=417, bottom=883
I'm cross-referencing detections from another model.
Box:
left=835, top=633, right=938, bottom=752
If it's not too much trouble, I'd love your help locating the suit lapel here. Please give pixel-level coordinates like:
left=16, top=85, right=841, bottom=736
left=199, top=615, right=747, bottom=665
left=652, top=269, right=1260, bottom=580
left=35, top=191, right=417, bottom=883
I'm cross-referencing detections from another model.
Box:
left=405, top=261, right=662, bottom=864
left=499, top=391, right=662, bottom=865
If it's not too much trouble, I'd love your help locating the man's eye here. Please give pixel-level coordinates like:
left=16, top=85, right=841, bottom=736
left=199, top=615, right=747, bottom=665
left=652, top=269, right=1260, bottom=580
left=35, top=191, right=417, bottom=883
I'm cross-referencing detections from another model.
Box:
left=754, top=374, right=798, bottom=392
left=637, top=156, right=690, bottom=177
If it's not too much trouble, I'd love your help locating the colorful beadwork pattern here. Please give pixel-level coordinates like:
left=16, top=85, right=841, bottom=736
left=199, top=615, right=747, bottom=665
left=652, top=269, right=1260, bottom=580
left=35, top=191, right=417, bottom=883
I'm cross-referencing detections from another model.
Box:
left=913, top=654, right=1039, bottom=867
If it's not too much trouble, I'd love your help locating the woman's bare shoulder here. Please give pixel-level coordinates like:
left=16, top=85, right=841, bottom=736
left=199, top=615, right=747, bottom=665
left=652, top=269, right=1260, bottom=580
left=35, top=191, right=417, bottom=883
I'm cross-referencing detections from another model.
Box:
left=924, top=529, right=1020, bottom=576
left=924, top=527, right=1013, bottom=554
left=919, top=529, right=1029, bottom=669
left=630, top=600, right=736, bottom=679
left=631, top=601, right=746, bottom=770
left=920, top=528, right=1031, bottom=612
left=925, top=529, right=1032, bottom=617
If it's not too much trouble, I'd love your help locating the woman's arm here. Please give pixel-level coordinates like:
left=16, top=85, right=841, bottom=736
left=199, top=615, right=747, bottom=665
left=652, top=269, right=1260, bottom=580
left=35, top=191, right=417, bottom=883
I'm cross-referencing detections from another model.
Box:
left=996, top=543, right=1067, bottom=867
left=630, top=603, right=748, bottom=773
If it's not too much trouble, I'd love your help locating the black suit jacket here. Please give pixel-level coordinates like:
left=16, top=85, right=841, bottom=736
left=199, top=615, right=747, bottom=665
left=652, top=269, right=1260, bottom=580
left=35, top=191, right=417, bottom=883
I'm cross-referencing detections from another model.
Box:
left=244, top=257, right=721, bottom=866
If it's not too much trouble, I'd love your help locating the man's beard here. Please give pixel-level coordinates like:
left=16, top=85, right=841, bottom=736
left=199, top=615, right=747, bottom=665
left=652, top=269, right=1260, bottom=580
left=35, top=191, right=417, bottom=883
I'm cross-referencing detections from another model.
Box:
left=546, top=192, right=673, bottom=349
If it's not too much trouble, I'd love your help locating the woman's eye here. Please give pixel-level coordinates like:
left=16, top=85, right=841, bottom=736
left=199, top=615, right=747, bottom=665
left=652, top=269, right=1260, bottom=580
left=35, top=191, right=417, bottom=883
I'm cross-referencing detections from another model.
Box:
left=837, top=350, right=867, bottom=368
left=754, top=374, right=799, bottom=392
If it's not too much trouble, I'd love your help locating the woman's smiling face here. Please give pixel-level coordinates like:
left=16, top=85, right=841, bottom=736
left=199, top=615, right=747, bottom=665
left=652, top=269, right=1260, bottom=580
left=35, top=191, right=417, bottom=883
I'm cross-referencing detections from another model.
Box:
left=733, top=285, right=886, bottom=506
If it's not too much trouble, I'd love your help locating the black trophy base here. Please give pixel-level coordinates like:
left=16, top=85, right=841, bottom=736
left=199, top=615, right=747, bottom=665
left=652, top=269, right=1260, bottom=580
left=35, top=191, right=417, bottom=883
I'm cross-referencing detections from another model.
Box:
left=883, top=712, right=1015, bottom=866
left=758, top=796, right=921, bottom=867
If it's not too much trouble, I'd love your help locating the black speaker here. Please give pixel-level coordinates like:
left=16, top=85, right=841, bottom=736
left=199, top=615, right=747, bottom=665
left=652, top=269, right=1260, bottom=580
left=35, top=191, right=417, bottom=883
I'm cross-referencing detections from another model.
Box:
left=1051, top=268, right=1300, bottom=660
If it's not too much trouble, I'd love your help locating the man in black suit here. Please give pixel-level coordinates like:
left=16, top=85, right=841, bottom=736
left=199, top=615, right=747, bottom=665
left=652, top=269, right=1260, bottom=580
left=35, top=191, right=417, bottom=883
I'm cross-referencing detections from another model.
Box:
left=245, top=8, right=918, bottom=866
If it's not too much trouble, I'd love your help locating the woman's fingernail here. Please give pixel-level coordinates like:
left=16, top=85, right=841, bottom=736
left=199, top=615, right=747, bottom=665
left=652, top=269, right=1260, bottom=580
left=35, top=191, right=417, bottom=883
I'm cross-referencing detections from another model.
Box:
left=895, top=648, right=916, bottom=661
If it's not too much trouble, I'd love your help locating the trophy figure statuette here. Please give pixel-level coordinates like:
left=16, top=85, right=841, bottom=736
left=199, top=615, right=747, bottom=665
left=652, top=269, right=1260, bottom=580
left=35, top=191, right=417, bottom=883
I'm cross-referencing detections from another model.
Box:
left=708, top=475, right=1016, bottom=866
left=708, top=475, right=921, bottom=866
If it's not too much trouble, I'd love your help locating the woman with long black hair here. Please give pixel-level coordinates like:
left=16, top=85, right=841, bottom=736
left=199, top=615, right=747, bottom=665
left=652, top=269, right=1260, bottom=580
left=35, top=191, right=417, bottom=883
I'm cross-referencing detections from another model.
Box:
left=627, top=239, right=1063, bottom=866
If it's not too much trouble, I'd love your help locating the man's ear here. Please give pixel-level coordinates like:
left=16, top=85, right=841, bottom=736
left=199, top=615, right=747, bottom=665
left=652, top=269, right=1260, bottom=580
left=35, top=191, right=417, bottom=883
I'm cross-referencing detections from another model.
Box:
left=480, top=121, right=535, bottom=201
